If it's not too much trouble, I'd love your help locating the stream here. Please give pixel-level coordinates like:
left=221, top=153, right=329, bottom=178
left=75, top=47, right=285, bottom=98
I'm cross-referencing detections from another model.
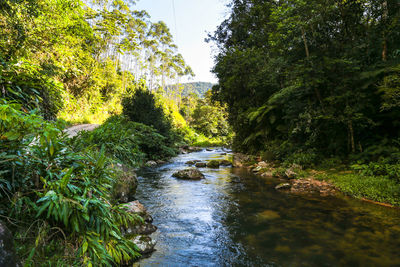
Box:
left=136, top=148, right=400, bottom=266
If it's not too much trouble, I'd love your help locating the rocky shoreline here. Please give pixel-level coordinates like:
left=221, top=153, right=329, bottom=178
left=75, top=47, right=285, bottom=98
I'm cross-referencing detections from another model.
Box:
left=232, top=153, right=339, bottom=196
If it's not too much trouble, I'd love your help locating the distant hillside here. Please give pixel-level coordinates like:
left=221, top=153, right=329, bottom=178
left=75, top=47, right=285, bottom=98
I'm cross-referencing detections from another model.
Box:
left=166, top=82, right=214, bottom=98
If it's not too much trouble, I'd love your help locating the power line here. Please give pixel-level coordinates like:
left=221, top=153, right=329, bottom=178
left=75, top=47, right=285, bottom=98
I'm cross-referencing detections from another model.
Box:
left=171, top=0, right=178, bottom=43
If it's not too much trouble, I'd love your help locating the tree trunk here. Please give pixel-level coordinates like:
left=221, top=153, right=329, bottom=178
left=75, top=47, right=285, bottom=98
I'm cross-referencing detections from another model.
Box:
left=382, top=0, right=388, bottom=61
left=348, top=120, right=355, bottom=153
left=301, top=27, right=310, bottom=58
left=302, top=27, right=324, bottom=109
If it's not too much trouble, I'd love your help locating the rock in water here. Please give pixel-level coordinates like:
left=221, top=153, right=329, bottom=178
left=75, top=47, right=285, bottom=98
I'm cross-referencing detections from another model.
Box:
left=186, top=160, right=201, bottom=165
left=257, top=210, right=281, bottom=221
left=131, top=235, right=156, bottom=254
left=0, top=221, right=20, bottom=267
left=219, top=160, right=232, bottom=166
left=284, top=169, right=297, bottom=179
left=195, top=162, right=207, bottom=168
left=125, top=223, right=157, bottom=236
left=275, top=183, right=291, bottom=190
left=124, top=200, right=153, bottom=222
left=145, top=161, right=157, bottom=167
left=206, top=160, right=220, bottom=168
left=172, top=168, right=205, bottom=180
left=123, top=201, right=157, bottom=239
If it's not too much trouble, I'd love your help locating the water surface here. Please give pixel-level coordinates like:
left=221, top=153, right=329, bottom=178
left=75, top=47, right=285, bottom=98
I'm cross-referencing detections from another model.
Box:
left=136, top=149, right=400, bottom=266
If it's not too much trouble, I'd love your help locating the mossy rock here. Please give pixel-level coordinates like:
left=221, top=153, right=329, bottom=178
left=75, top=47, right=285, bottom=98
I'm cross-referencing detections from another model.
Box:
left=112, top=165, right=138, bottom=203
left=207, top=160, right=220, bottom=168
left=219, top=160, right=232, bottom=166
left=195, top=162, right=207, bottom=168
left=172, top=168, right=205, bottom=180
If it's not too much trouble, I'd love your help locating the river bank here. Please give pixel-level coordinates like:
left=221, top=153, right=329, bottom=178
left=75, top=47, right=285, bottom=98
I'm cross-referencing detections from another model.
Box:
left=232, top=153, right=400, bottom=208
left=134, top=148, right=400, bottom=266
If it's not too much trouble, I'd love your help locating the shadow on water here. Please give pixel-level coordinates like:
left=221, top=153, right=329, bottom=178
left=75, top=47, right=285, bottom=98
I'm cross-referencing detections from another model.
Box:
left=136, top=149, right=400, bottom=266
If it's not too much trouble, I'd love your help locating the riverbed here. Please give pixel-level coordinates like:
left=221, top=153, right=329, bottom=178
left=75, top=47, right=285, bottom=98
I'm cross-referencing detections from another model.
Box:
left=136, top=149, right=400, bottom=266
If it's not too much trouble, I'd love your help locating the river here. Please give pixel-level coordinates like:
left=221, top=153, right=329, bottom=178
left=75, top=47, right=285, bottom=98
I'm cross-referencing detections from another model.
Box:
left=136, top=148, right=400, bottom=266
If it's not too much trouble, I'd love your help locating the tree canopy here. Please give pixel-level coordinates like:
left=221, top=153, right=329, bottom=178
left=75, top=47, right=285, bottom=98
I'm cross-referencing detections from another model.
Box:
left=211, top=0, right=400, bottom=163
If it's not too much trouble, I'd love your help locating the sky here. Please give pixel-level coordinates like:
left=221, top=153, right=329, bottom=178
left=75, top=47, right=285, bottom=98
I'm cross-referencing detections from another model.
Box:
left=135, top=0, right=228, bottom=83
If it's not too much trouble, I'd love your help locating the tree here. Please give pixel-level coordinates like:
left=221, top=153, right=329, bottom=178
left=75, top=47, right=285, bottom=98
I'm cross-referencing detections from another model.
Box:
left=211, top=0, right=400, bottom=161
left=122, top=84, right=172, bottom=136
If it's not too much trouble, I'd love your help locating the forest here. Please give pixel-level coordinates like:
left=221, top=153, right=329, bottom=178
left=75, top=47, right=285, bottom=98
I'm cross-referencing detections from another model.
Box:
left=1, top=0, right=400, bottom=266
left=210, top=0, right=400, bottom=203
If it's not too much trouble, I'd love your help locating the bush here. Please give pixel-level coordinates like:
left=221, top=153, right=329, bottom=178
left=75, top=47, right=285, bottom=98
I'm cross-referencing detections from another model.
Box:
left=284, top=149, right=318, bottom=168
left=351, top=160, right=400, bottom=182
left=0, top=60, right=63, bottom=120
left=0, top=102, right=141, bottom=266
left=75, top=116, right=178, bottom=164
left=122, top=86, right=172, bottom=136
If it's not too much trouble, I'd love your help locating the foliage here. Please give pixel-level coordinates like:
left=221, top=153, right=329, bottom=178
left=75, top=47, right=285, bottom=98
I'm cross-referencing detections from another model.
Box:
left=210, top=0, right=400, bottom=163
left=0, top=101, right=141, bottom=266
left=122, top=85, right=172, bottom=136
left=190, top=92, right=231, bottom=138
left=351, top=160, right=400, bottom=182
left=0, top=59, right=63, bottom=120
left=166, top=82, right=214, bottom=98
left=0, top=0, right=193, bottom=124
left=74, top=115, right=178, bottom=164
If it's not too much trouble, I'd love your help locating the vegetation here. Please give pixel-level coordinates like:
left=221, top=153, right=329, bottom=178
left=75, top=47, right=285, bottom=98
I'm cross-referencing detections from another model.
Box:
left=75, top=115, right=178, bottom=166
left=210, top=0, right=400, bottom=204
left=1, top=101, right=142, bottom=266
left=0, top=0, right=209, bottom=265
left=166, top=82, right=214, bottom=98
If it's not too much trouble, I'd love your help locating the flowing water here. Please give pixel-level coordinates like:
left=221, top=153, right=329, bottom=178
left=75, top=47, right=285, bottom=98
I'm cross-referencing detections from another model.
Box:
left=136, top=149, right=400, bottom=266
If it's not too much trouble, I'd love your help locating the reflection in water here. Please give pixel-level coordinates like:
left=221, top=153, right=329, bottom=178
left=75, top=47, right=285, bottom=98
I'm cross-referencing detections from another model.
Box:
left=136, top=149, right=400, bottom=266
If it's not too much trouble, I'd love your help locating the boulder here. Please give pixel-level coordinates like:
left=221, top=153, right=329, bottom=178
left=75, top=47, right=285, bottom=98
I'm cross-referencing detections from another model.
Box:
left=275, top=183, right=291, bottom=190
left=252, top=166, right=263, bottom=173
left=124, top=222, right=157, bottom=236
left=261, top=171, right=274, bottom=178
left=206, top=160, right=220, bottom=168
left=145, top=161, right=157, bottom=167
left=156, top=160, right=166, bottom=165
left=290, top=179, right=337, bottom=196
left=124, top=201, right=153, bottom=223
left=233, top=153, right=251, bottom=167
left=284, top=168, right=297, bottom=179
left=206, top=148, right=213, bottom=151
left=180, top=146, right=202, bottom=153
left=179, top=148, right=188, bottom=154
left=185, top=160, right=201, bottom=165
left=172, top=168, right=205, bottom=180
left=195, top=162, right=207, bottom=168
left=131, top=235, right=156, bottom=254
left=257, top=161, right=269, bottom=168
left=123, top=201, right=157, bottom=236
left=0, top=222, right=20, bottom=267
left=112, top=166, right=138, bottom=203
left=219, top=160, right=232, bottom=166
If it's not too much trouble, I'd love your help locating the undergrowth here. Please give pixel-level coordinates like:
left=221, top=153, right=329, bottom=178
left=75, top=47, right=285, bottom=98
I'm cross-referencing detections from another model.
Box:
left=1, top=101, right=142, bottom=266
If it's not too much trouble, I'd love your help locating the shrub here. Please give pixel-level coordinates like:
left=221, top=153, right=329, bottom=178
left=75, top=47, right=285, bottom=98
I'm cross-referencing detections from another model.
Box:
left=75, top=116, right=178, bottom=164
left=284, top=149, right=318, bottom=168
left=0, top=60, right=63, bottom=120
left=0, top=102, right=141, bottom=266
left=351, top=160, right=400, bottom=182
left=122, top=86, right=172, bottom=136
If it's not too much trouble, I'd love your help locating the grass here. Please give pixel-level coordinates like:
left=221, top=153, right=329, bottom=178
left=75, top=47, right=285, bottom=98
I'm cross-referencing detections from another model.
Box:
left=313, top=170, right=400, bottom=206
